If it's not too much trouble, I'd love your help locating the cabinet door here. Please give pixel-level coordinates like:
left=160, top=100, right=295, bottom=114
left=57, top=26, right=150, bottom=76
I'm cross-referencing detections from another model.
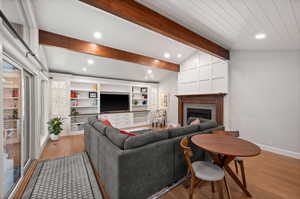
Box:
left=50, top=80, right=70, bottom=117
left=148, top=86, right=158, bottom=111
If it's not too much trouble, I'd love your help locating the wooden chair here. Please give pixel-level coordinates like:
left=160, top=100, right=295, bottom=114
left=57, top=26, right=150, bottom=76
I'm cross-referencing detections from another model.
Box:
left=213, top=130, right=247, bottom=188
left=180, top=137, right=231, bottom=199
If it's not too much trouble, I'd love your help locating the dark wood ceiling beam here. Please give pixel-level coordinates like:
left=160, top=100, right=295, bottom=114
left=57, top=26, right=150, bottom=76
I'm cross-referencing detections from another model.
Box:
left=79, top=0, right=230, bottom=60
left=39, top=30, right=179, bottom=72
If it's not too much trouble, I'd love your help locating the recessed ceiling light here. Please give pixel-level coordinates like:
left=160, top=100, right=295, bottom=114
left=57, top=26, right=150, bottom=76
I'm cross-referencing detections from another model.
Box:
left=147, top=69, right=152, bottom=74
left=87, top=59, right=94, bottom=64
left=93, top=32, right=102, bottom=39
left=177, top=54, right=182, bottom=58
left=82, top=67, right=87, bottom=72
left=154, top=59, right=159, bottom=63
left=164, top=52, right=170, bottom=59
left=255, top=33, right=266, bottom=40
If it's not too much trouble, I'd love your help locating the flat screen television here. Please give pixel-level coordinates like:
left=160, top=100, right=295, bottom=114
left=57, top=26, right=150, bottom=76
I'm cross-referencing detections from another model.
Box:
left=100, top=93, right=129, bottom=112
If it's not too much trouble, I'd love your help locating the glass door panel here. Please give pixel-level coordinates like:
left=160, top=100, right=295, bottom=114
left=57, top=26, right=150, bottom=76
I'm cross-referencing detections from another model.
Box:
left=2, top=61, right=22, bottom=197
left=23, top=70, right=33, bottom=167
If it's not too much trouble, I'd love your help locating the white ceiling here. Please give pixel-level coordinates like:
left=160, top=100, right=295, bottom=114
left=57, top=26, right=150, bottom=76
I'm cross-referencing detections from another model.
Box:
left=44, top=46, right=176, bottom=82
left=137, top=0, right=300, bottom=50
left=32, top=0, right=195, bottom=64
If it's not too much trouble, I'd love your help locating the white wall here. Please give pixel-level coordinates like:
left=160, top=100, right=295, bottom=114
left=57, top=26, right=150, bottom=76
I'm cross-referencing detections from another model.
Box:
left=229, top=50, right=300, bottom=158
left=159, top=73, right=178, bottom=124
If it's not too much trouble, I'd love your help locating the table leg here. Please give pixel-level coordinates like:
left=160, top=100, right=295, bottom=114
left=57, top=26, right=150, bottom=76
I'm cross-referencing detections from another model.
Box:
left=209, top=153, right=252, bottom=197
left=224, top=165, right=252, bottom=197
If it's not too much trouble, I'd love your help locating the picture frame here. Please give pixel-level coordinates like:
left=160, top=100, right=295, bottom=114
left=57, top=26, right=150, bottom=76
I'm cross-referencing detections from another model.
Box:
left=141, top=88, right=147, bottom=93
left=89, top=92, right=97, bottom=98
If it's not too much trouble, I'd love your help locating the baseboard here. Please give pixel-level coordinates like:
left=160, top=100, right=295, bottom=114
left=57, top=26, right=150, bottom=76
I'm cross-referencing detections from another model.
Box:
left=256, top=143, right=300, bottom=160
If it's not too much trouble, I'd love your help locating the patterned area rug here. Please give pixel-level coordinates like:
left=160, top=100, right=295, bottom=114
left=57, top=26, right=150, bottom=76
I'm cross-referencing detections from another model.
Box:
left=21, top=152, right=102, bottom=199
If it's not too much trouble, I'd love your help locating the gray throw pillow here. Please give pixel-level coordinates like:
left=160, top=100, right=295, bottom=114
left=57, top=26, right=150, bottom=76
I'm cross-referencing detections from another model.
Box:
left=106, top=126, right=128, bottom=149
left=168, top=125, right=199, bottom=138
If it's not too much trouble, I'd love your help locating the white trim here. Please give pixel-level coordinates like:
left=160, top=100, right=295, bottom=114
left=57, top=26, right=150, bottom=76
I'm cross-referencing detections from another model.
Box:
left=256, top=143, right=300, bottom=160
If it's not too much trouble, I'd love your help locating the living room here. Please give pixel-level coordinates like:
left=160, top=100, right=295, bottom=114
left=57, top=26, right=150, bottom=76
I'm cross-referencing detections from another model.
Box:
left=0, top=0, right=299, bottom=199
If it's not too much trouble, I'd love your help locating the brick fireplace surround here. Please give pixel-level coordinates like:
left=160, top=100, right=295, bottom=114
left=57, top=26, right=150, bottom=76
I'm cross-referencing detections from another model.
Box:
left=176, top=93, right=226, bottom=125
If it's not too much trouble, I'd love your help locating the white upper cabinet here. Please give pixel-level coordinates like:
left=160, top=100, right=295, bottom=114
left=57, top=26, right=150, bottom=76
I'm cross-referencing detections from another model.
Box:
left=178, top=52, right=228, bottom=95
left=180, top=53, right=199, bottom=71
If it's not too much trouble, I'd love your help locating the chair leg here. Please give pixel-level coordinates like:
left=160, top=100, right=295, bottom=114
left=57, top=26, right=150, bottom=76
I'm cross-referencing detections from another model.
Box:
left=224, top=176, right=231, bottom=199
left=189, top=176, right=195, bottom=199
left=211, top=182, right=215, bottom=193
left=239, top=160, right=247, bottom=188
left=184, top=168, right=190, bottom=189
left=234, top=160, right=239, bottom=174
left=216, top=180, right=224, bottom=199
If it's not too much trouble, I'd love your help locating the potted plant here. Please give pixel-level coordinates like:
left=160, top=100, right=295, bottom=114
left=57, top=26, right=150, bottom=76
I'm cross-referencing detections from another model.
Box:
left=48, top=117, right=64, bottom=141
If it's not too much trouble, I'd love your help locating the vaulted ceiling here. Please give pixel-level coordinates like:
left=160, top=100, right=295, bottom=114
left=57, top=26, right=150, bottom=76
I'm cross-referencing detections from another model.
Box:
left=3, top=0, right=300, bottom=82
left=137, top=0, right=300, bottom=50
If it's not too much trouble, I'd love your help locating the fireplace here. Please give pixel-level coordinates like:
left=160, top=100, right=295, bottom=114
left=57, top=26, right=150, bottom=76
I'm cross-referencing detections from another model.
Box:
left=176, top=93, right=225, bottom=125
left=187, top=108, right=212, bottom=120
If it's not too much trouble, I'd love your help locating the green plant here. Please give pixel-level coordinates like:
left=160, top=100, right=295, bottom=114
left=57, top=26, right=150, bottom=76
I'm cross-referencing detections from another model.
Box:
left=48, top=117, right=64, bottom=135
left=71, top=108, right=79, bottom=116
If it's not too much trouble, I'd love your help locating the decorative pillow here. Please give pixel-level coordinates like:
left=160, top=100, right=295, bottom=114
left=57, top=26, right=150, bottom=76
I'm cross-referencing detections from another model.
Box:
left=190, top=118, right=201, bottom=125
left=167, top=123, right=182, bottom=129
left=120, top=130, right=136, bottom=136
left=102, top=119, right=112, bottom=126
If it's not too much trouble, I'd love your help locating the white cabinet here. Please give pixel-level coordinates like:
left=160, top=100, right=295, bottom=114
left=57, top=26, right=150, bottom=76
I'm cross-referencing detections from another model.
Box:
left=99, top=112, right=133, bottom=128
left=178, top=52, right=228, bottom=95
left=181, top=53, right=199, bottom=71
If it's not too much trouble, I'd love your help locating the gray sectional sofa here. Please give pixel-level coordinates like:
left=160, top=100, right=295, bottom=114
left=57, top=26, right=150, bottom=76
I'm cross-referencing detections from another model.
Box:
left=84, top=118, right=224, bottom=199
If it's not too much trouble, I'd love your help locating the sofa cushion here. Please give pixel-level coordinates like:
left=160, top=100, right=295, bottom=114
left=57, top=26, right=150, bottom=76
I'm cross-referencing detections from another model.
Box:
left=124, top=130, right=168, bottom=149
left=106, top=126, right=129, bottom=149
left=92, top=120, right=108, bottom=135
left=168, top=125, right=199, bottom=138
left=198, top=120, right=217, bottom=130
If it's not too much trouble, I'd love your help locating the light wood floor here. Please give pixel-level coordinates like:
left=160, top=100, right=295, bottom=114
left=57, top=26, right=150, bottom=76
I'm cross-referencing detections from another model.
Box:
left=40, top=135, right=300, bottom=199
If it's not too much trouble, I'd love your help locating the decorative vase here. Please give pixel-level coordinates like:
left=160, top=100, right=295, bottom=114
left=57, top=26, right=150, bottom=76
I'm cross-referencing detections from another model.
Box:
left=50, top=133, right=60, bottom=141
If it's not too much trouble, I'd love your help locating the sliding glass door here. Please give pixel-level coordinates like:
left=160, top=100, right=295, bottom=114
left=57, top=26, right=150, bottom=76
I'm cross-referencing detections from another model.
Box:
left=2, top=60, right=35, bottom=197
left=2, top=60, right=22, bottom=197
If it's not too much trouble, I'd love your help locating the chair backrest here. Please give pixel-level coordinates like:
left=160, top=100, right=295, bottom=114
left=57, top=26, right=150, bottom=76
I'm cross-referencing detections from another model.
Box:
left=213, top=130, right=240, bottom=137
left=180, top=137, right=195, bottom=175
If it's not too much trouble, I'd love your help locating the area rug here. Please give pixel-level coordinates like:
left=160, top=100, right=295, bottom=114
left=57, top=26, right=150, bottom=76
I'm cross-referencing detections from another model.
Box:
left=21, top=152, right=102, bottom=199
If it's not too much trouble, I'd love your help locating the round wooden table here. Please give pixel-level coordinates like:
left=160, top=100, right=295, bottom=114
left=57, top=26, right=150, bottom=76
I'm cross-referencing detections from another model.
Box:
left=191, top=134, right=261, bottom=197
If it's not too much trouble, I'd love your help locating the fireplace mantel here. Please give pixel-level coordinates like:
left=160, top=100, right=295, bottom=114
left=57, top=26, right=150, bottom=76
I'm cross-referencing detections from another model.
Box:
left=176, top=93, right=226, bottom=125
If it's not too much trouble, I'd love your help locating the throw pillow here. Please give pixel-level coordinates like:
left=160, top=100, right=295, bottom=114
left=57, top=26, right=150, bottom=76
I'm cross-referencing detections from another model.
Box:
left=120, top=130, right=136, bottom=136
left=102, top=119, right=112, bottom=126
left=190, top=118, right=201, bottom=125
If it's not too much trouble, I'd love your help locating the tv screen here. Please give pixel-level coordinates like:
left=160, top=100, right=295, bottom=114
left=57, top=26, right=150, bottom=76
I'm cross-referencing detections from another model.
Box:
left=100, top=93, right=129, bottom=112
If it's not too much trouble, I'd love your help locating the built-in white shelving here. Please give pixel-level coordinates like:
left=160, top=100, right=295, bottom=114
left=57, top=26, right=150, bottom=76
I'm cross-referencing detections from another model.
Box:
left=70, top=81, right=100, bottom=132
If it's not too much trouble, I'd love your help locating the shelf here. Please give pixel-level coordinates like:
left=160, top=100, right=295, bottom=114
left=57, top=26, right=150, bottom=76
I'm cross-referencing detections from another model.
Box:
left=132, top=99, right=147, bottom=100
left=4, top=97, right=19, bottom=99
left=4, top=107, right=18, bottom=110
left=71, top=98, right=98, bottom=100
left=4, top=119, right=20, bottom=122
left=71, top=106, right=98, bottom=108
left=70, top=88, right=97, bottom=92
left=70, top=113, right=98, bottom=117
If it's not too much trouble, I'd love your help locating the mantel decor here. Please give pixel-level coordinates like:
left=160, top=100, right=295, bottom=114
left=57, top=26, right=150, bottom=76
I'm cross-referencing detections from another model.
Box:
left=176, top=93, right=226, bottom=125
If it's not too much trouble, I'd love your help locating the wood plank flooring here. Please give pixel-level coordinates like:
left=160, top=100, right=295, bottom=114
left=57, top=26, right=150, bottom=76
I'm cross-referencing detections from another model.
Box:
left=39, top=135, right=300, bottom=199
